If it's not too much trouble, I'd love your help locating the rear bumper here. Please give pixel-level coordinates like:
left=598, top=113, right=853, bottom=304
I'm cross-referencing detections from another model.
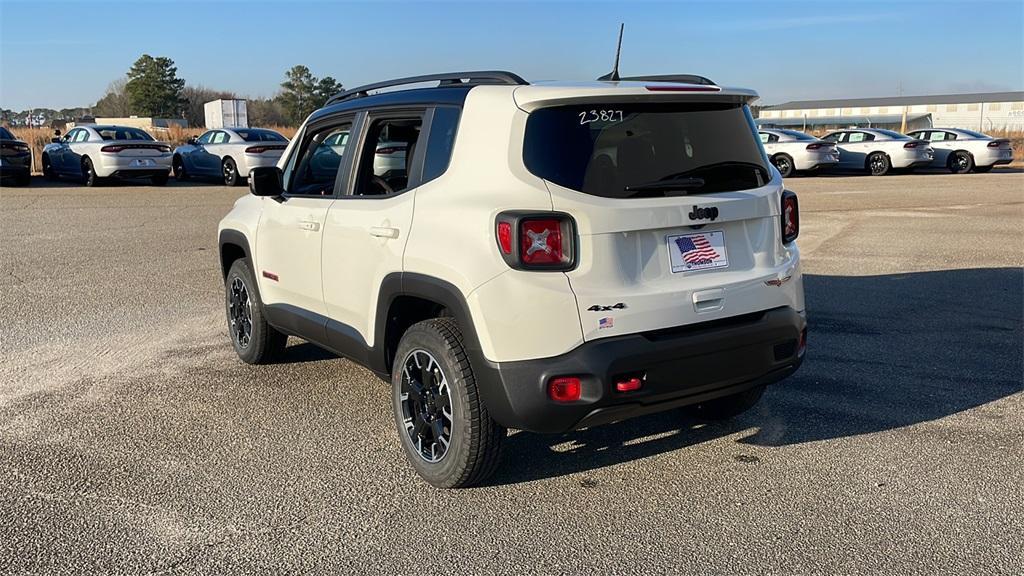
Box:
left=795, top=151, right=839, bottom=171
left=476, top=306, right=806, bottom=433
left=892, top=150, right=934, bottom=168
left=97, top=154, right=171, bottom=177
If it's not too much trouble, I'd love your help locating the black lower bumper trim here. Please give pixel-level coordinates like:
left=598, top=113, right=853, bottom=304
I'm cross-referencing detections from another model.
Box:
left=473, top=306, right=806, bottom=433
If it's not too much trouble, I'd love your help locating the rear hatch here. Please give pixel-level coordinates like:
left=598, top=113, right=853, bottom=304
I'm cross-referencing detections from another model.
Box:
left=518, top=90, right=799, bottom=341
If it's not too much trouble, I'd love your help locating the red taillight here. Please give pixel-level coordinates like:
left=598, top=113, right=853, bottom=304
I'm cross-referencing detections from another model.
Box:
left=495, top=212, right=576, bottom=271
left=806, top=142, right=831, bottom=150
left=782, top=190, right=799, bottom=243
left=375, top=146, right=403, bottom=155
left=100, top=144, right=170, bottom=153
left=548, top=377, right=581, bottom=402
left=101, top=145, right=126, bottom=153
left=903, top=141, right=923, bottom=149
left=520, top=219, right=564, bottom=265
left=987, top=139, right=1009, bottom=148
left=1, top=142, right=29, bottom=153
left=644, top=85, right=721, bottom=92
left=497, top=222, right=513, bottom=254
left=615, top=376, right=643, bottom=393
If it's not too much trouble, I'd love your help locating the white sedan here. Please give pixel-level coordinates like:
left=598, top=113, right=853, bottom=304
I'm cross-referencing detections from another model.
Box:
left=820, top=128, right=933, bottom=176
left=172, top=128, right=289, bottom=186
left=41, top=125, right=172, bottom=186
left=759, top=129, right=840, bottom=177
left=905, top=128, right=1014, bottom=173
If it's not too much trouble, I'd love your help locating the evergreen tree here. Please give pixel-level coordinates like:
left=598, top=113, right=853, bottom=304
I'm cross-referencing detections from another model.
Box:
left=125, top=55, right=185, bottom=117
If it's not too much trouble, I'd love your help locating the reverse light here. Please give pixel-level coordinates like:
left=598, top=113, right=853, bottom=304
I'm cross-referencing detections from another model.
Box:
left=781, top=190, right=799, bottom=243
left=548, top=377, right=582, bottom=402
left=495, top=211, right=577, bottom=271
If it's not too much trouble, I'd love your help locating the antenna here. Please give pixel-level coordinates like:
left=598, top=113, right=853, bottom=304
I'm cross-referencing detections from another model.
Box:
left=598, top=23, right=624, bottom=81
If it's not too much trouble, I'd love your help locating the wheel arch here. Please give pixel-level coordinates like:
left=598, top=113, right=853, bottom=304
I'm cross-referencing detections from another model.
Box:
left=373, top=272, right=514, bottom=426
left=946, top=149, right=973, bottom=167
left=218, top=228, right=252, bottom=280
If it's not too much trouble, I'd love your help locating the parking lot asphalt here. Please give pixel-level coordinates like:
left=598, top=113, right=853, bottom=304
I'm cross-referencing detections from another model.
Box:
left=1, top=171, right=1022, bottom=575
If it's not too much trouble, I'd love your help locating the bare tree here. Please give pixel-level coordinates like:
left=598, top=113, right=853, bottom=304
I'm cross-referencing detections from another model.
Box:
left=93, top=78, right=131, bottom=117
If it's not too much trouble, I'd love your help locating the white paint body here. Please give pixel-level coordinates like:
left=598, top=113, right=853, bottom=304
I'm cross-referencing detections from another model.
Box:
left=759, top=129, right=840, bottom=172
left=41, top=125, right=171, bottom=178
left=220, top=82, right=805, bottom=363
left=173, top=128, right=288, bottom=180
left=821, top=128, right=934, bottom=171
left=905, top=128, right=1014, bottom=170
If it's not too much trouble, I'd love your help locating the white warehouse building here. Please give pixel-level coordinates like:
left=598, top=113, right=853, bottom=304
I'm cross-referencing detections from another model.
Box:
left=758, top=91, right=1024, bottom=132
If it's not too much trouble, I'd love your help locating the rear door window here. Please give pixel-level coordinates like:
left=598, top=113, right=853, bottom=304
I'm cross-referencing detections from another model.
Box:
left=523, top=103, right=769, bottom=198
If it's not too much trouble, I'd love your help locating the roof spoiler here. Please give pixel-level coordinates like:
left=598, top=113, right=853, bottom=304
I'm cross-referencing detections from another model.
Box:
left=326, top=71, right=528, bottom=106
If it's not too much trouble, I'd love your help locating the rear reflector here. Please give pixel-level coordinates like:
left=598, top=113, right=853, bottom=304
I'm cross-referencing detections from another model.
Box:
left=548, top=377, right=581, bottom=402
left=644, top=85, right=721, bottom=92
left=615, top=376, right=643, bottom=393
left=496, top=222, right=513, bottom=254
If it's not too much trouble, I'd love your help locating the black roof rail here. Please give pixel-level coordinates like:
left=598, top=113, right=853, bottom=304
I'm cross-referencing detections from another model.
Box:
left=618, top=74, right=717, bottom=86
left=326, top=71, right=528, bottom=106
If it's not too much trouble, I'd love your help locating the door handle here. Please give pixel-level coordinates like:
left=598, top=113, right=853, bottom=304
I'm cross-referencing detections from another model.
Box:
left=369, top=226, right=400, bottom=239
left=298, top=220, right=320, bottom=232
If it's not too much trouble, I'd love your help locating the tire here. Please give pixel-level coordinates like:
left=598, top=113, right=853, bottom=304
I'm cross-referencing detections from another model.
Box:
left=867, top=152, right=890, bottom=176
left=391, top=318, right=506, bottom=488
left=82, top=157, right=101, bottom=186
left=222, top=157, right=240, bottom=186
left=225, top=258, right=287, bottom=364
left=948, top=151, right=974, bottom=174
left=151, top=171, right=169, bottom=186
left=173, top=156, right=189, bottom=181
left=973, top=165, right=993, bottom=173
left=685, top=384, right=767, bottom=421
left=772, top=154, right=795, bottom=178
left=42, top=155, right=57, bottom=181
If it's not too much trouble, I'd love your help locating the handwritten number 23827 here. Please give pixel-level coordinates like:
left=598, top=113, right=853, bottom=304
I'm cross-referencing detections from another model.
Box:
left=578, top=110, right=624, bottom=125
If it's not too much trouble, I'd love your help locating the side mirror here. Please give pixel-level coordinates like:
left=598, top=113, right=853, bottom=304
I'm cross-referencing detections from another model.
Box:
left=53, top=129, right=62, bottom=137
left=187, top=136, right=198, bottom=145
left=249, top=166, right=284, bottom=197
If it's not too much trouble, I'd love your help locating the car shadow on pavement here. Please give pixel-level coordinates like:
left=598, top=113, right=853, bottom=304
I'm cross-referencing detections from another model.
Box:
left=488, top=267, right=1023, bottom=486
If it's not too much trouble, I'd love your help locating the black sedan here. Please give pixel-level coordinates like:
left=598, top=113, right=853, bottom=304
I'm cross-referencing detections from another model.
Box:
left=0, top=126, right=32, bottom=186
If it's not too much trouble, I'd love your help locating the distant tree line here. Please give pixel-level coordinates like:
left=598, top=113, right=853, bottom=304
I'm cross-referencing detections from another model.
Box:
left=3, top=55, right=343, bottom=128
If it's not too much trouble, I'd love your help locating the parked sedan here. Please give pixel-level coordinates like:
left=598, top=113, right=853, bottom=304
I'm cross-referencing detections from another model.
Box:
left=759, top=128, right=839, bottom=177
left=905, top=128, right=1014, bottom=174
left=172, top=128, right=289, bottom=186
left=820, top=128, right=933, bottom=176
left=42, top=125, right=172, bottom=186
left=0, top=126, right=32, bottom=186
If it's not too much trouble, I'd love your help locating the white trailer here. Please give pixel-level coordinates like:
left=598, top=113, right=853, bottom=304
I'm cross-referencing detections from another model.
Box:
left=204, top=99, right=248, bottom=129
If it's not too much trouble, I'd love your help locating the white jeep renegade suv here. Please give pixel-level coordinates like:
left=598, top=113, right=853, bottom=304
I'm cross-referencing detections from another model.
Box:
left=218, top=71, right=807, bottom=488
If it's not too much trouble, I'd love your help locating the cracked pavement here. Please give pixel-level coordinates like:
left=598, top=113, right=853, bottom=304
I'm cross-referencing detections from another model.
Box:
left=1, top=171, right=1022, bottom=575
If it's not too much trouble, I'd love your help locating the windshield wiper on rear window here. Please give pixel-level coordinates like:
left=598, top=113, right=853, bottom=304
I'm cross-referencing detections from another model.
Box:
left=623, top=177, right=705, bottom=196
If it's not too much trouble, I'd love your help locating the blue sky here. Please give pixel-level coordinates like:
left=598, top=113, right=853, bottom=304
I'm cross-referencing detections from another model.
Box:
left=1, top=0, right=1022, bottom=111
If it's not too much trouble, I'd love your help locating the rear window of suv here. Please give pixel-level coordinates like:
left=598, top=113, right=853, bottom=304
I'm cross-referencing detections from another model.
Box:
left=523, top=103, right=769, bottom=198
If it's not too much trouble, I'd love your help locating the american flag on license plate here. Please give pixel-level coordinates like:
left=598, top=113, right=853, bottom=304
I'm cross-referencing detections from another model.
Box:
left=675, top=235, right=720, bottom=263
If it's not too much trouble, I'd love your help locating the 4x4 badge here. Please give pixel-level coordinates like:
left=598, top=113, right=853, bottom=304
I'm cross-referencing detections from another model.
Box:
left=587, top=303, right=627, bottom=312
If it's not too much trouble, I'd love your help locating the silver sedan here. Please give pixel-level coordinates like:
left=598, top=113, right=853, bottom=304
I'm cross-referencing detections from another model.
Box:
left=905, top=128, right=1014, bottom=173
left=759, top=129, right=840, bottom=177
left=172, top=128, right=289, bottom=186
